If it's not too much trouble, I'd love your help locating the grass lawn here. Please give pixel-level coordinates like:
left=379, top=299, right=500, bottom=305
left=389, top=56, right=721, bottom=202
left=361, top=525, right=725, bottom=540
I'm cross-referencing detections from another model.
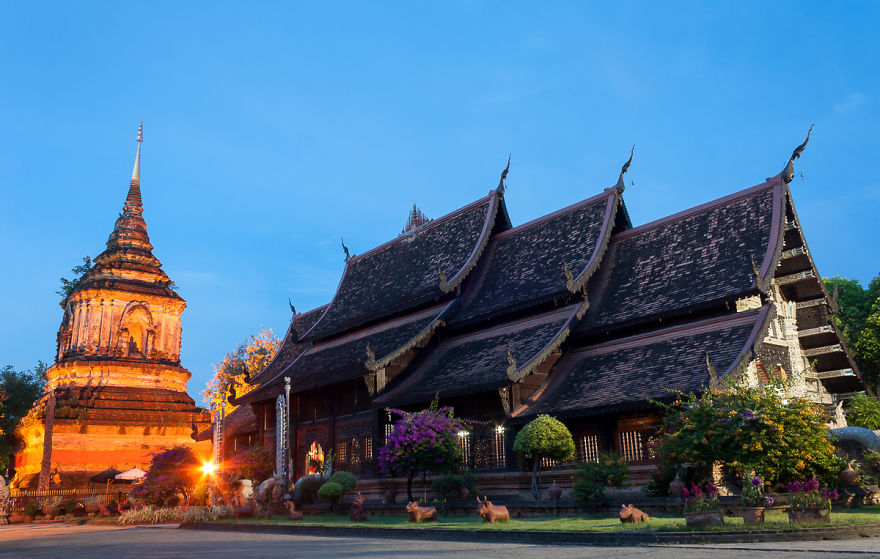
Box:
left=213, top=506, right=880, bottom=532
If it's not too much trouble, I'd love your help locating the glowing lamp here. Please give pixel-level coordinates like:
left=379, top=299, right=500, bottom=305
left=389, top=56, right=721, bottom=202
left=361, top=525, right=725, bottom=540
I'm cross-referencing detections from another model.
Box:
left=202, top=461, right=217, bottom=476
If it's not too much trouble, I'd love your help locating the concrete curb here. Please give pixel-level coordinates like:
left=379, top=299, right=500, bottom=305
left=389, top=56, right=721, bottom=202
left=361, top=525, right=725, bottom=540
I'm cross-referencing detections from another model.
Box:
left=179, top=521, right=880, bottom=546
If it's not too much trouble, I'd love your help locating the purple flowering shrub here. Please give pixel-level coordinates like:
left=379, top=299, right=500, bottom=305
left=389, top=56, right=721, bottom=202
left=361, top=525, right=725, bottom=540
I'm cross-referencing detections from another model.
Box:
left=788, top=478, right=840, bottom=511
left=223, top=446, right=273, bottom=484
left=378, top=402, right=471, bottom=501
left=129, top=446, right=201, bottom=506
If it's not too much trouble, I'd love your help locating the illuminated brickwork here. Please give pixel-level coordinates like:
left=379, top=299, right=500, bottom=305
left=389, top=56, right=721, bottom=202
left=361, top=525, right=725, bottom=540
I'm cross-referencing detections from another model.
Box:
left=13, top=127, right=210, bottom=489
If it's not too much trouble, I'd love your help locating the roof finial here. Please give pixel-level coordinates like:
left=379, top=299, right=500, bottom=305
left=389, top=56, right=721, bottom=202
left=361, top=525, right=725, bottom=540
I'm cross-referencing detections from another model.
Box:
left=496, top=154, right=511, bottom=196
left=131, top=121, right=143, bottom=181
left=613, top=145, right=634, bottom=194
left=563, top=261, right=575, bottom=292
left=341, top=238, right=351, bottom=262
left=782, top=124, right=813, bottom=184
left=365, top=343, right=377, bottom=369
left=705, top=350, right=719, bottom=390
left=505, top=343, right=517, bottom=376
left=288, top=298, right=297, bottom=315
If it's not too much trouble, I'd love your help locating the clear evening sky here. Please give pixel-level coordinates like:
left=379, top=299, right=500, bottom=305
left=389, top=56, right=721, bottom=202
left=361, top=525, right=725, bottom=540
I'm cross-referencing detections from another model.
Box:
left=1, top=2, right=877, bottom=404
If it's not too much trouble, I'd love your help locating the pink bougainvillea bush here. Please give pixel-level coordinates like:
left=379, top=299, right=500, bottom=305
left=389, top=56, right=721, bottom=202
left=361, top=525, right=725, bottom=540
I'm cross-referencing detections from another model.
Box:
left=129, top=446, right=201, bottom=506
left=378, top=399, right=471, bottom=502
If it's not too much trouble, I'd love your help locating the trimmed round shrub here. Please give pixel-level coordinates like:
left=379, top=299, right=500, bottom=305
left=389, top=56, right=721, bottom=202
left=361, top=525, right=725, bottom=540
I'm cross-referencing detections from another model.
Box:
left=513, top=414, right=576, bottom=463
left=295, top=476, right=326, bottom=504
left=327, top=471, right=358, bottom=497
left=317, top=481, right=343, bottom=504
left=513, top=414, right=575, bottom=500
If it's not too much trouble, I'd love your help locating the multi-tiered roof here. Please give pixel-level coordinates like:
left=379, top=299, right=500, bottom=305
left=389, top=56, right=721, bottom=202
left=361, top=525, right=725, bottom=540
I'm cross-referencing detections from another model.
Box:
left=238, top=132, right=864, bottom=422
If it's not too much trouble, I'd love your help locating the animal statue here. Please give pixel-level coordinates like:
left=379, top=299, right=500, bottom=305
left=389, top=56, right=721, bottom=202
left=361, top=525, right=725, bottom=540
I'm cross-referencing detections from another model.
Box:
left=282, top=497, right=303, bottom=520
left=350, top=492, right=367, bottom=521
left=405, top=501, right=437, bottom=522
left=97, top=501, right=112, bottom=518
left=618, top=504, right=650, bottom=524
left=476, top=497, right=509, bottom=523
left=229, top=479, right=254, bottom=507
left=255, top=474, right=286, bottom=518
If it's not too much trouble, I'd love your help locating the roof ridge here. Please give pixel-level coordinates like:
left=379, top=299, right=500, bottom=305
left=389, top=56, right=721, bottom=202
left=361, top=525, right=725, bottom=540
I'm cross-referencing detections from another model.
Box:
left=573, top=305, right=770, bottom=356
left=612, top=176, right=781, bottom=242
left=491, top=188, right=615, bottom=242
left=446, top=303, right=583, bottom=345
left=348, top=191, right=496, bottom=264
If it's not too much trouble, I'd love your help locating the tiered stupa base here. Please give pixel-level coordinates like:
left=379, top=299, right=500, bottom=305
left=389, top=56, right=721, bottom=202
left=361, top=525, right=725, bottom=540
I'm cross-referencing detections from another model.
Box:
left=14, top=362, right=210, bottom=489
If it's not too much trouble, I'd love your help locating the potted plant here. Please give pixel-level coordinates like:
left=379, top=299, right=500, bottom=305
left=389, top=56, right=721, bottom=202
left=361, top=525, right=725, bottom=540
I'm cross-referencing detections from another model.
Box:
left=681, top=482, right=723, bottom=527
left=786, top=478, right=837, bottom=524
left=740, top=475, right=773, bottom=524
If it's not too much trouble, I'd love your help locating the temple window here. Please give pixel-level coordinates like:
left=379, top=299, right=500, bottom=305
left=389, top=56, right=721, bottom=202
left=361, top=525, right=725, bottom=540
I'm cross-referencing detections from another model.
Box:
left=350, top=437, right=361, bottom=466
left=616, top=430, right=645, bottom=462
left=457, top=430, right=472, bottom=470
left=336, top=441, right=347, bottom=464
left=578, top=434, right=601, bottom=463
left=493, top=426, right=506, bottom=469
left=363, top=436, right=373, bottom=461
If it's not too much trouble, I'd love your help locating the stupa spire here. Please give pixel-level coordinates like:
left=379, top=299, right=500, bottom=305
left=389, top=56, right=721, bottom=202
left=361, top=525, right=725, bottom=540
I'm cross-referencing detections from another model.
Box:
left=124, top=122, right=144, bottom=214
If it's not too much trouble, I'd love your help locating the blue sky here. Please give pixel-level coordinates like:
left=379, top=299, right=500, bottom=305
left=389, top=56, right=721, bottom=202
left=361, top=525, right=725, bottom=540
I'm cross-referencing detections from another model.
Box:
left=1, top=2, right=877, bottom=403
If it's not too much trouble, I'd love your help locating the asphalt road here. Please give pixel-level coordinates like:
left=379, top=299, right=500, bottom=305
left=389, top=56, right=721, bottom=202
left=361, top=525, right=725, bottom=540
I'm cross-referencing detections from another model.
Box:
left=1, top=523, right=880, bottom=558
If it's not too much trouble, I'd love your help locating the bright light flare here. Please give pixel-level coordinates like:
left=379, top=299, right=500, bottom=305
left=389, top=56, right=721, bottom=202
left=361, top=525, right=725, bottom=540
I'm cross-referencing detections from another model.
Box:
left=202, top=460, right=217, bottom=476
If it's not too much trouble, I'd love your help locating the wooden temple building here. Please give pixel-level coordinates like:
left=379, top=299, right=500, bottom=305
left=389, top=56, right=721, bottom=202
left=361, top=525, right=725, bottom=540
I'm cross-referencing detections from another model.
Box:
left=230, top=131, right=866, bottom=488
left=12, top=125, right=210, bottom=489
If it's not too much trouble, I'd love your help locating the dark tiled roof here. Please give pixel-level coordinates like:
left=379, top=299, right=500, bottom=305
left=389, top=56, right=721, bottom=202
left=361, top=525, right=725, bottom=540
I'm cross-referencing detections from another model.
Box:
left=376, top=303, right=584, bottom=407
left=305, top=192, right=502, bottom=339
left=451, top=190, right=620, bottom=325
left=575, top=179, right=783, bottom=337
left=239, top=304, right=452, bottom=403
left=515, top=305, right=772, bottom=420
left=288, top=303, right=450, bottom=393
left=248, top=304, right=328, bottom=386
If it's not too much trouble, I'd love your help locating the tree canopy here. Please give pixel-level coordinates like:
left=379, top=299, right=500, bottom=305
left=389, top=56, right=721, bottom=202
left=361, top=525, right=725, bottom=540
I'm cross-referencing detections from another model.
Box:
left=202, top=327, right=280, bottom=412
left=824, top=274, right=880, bottom=391
left=56, top=255, right=91, bottom=300
left=129, top=446, right=202, bottom=506
left=1, top=362, right=47, bottom=472
left=513, top=414, right=575, bottom=500
left=378, top=398, right=470, bottom=501
left=653, top=380, right=842, bottom=486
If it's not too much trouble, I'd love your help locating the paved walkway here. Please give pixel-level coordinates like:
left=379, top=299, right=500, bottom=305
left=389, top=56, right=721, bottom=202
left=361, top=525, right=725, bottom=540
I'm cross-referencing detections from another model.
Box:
left=1, top=522, right=880, bottom=558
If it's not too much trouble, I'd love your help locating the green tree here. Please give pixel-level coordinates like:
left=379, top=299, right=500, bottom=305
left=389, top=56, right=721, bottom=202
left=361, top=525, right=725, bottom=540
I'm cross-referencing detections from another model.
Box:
left=853, top=301, right=880, bottom=391
left=825, top=274, right=880, bottom=391
left=56, top=256, right=92, bottom=300
left=0, top=362, right=47, bottom=472
left=845, top=394, right=880, bottom=430
left=202, top=327, right=281, bottom=412
left=654, top=380, right=842, bottom=486
left=513, top=414, right=575, bottom=500
left=378, top=398, right=470, bottom=502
